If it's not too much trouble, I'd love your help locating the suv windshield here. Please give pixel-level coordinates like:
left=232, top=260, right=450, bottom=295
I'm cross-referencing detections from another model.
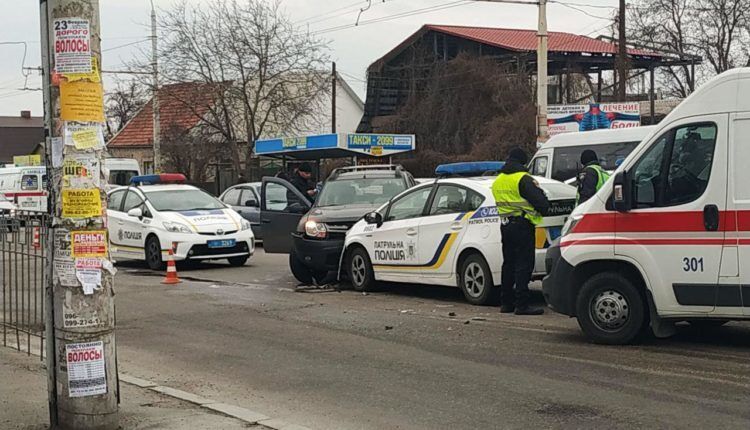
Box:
left=316, top=177, right=407, bottom=207
left=110, top=170, right=139, bottom=186
left=146, top=189, right=225, bottom=211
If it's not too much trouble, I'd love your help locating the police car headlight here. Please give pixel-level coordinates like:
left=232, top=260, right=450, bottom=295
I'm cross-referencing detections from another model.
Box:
left=163, top=221, right=192, bottom=234
left=561, top=215, right=582, bottom=238
left=304, top=220, right=327, bottom=239
left=240, top=219, right=252, bottom=231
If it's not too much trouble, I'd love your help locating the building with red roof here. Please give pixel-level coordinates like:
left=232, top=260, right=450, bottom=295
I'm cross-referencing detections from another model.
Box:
left=358, top=24, right=699, bottom=132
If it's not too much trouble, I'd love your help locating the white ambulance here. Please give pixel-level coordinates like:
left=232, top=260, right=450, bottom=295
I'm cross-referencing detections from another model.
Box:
left=0, top=166, right=47, bottom=212
left=543, top=68, right=750, bottom=344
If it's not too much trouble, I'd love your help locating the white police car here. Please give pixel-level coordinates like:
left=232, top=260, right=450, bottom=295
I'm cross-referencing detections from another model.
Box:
left=341, top=162, right=576, bottom=305
left=107, top=174, right=254, bottom=269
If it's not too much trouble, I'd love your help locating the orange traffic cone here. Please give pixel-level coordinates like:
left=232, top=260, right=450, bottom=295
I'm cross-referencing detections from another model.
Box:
left=32, top=227, right=40, bottom=250
left=162, top=249, right=181, bottom=284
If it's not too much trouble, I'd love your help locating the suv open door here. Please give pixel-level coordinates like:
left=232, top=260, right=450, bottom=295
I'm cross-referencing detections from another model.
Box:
left=260, top=177, right=312, bottom=253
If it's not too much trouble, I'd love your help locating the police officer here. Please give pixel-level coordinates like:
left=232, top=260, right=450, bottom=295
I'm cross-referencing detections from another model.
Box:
left=577, top=149, right=609, bottom=205
left=493, top=147, right=550, bottom=315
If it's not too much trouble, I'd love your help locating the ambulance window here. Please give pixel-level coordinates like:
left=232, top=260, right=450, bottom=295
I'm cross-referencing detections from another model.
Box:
left=429, top=185, right=485, bottom=215
left=386, top=187, right=432, bottom=221
left=530, top=157, right=548, bottom=177
left=123, top=192, right=145, bottom=212
left=108, top=190, right=126, bottom=211
left=21, top=175, right=38, bottom=190
left=663, top=124, right=716, bottom=206
left=632, top=135, right=668, bottom=208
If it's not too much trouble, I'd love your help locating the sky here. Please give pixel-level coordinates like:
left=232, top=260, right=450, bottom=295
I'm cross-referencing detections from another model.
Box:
left=0, top=0, right=621, bottom=116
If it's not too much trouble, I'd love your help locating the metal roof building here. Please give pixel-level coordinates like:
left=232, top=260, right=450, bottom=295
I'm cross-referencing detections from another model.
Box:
left=359, top=24, right=700, bottom=132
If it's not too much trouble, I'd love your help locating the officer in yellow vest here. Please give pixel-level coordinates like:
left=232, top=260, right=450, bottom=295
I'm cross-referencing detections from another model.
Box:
left=492, top=148, right=550, bottom=315
left=577, top=149, right=609, bottom=205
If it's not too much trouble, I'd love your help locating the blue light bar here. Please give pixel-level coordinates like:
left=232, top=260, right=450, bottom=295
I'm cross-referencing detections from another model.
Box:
left=435, top=161, right=505, bottom=177
left=129, top=173, right=186, bottom=185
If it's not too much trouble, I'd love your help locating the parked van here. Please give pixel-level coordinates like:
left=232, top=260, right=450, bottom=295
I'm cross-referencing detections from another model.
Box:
left=105, top=158, right=141, bottom=187
left=543, top=68, right=750, bottom=344
left=0, top=166, right=47, bottom=212
left=530, top=126, right=657, bottom=183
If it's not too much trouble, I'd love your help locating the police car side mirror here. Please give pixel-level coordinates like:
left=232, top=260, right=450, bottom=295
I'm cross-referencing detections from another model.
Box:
left=364, top=211, right=383, bottom=227
left=127, top=207, right=143, bottom=218
left=612, top=171, right=632, bottom=212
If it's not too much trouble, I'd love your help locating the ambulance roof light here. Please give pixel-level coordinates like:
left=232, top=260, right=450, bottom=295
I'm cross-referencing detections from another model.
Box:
left=129, top=173, right=187, bottom=185
left=435, top=161, right=505, bottom=177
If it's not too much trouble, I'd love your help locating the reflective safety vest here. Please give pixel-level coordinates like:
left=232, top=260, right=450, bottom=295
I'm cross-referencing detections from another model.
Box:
left=576, top=164, right=610, bottom=204
left=492, top=172, right=543, bottom=226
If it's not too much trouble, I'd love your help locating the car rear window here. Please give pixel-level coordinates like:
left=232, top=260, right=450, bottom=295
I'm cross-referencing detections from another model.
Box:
left=551, top=141, right=639, bottom=181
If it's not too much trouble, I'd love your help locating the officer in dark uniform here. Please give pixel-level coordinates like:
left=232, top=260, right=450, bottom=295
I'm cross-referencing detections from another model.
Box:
left=577, top=149, right=609, bottom=205
left=287, top=162, right=315, bottom=203
left=492, top=148, right=550, bottom=315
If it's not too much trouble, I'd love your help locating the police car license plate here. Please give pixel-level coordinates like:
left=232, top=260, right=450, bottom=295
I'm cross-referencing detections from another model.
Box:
left=207, top=239, right=235, bottom=249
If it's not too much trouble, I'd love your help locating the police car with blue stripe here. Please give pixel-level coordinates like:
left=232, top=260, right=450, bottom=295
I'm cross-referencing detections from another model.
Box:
left=107, top=174, right=254, bottom=269
left=342, top=162, right=576, bottom=305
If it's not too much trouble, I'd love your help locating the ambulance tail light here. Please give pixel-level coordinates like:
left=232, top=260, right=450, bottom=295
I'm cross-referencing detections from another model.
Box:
left=304, top=220, right=327, bottom=239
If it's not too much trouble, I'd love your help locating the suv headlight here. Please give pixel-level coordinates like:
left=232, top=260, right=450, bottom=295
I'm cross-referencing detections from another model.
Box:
left=561, top=214, right=582, bottom=238
left=304, top=220, right=327, bottom=239
left=163, top=221, right=192, bottom=234
left=240, top=219, right=252, bottom=231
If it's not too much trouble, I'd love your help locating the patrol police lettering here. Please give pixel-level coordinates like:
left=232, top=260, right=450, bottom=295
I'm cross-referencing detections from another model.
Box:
left=374, top=241, right=406, bottom=261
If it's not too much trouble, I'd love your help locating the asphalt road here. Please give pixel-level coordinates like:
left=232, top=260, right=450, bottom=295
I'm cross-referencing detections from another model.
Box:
left=113, top=249, right=750, bottom=430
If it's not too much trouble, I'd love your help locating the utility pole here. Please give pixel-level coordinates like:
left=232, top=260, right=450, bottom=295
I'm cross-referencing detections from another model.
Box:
left=331, top=62, right=337, bottom=134
left=617, top=0, right=628, bottom=101
left=151, top=0, right=161, bottom=173
left=40, top=0, right=118, bottom=429
left=537, top=0, right=549, bottom=142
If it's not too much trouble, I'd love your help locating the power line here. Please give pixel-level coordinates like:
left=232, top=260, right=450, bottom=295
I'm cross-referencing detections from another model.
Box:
left=553, top=1, right=613, bottom=20
left=102, top=39, right=149, bottom=52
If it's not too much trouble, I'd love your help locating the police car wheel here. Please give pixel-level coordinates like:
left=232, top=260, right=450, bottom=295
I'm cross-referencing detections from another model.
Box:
left=228, top=256, right=249, bottom=267
left=458, top=253, right=498, bottom=306
left=348, top=247, right=375, bottom=292
left=576, top=272, right=647, bottom=345
left=145, top=235, right=165, bottom=271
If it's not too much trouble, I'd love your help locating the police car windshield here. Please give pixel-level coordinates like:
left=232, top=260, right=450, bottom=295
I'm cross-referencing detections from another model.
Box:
left=316, top=178, right=406, bottom=207
left=145, top=189, right=225, bottom=211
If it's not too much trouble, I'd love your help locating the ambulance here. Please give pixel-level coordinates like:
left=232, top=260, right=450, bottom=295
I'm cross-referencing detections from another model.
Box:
left=342, top=162, right=577, bottom=305
left=0, top=165, right=47, bottom=212
left=543, top=68, right=750, bottom=344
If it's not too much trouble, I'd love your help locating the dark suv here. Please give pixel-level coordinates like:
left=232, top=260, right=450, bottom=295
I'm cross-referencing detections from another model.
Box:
left=261, top=165, right=417, bottom=284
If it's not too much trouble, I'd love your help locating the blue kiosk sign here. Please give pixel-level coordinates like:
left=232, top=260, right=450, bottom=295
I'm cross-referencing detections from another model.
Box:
left=254, top=133, right=415, bottom=159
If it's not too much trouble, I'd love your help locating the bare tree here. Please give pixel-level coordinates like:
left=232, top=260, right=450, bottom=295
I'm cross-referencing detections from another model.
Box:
left=105, top=79, right=148, bottom=138
left=160, top=123, right=226, bottom=183
left=628, top=0, right=749, bottom=97
left=385, top=54, right=536, bottom=176
left=138, top=0, right=330, bottom=176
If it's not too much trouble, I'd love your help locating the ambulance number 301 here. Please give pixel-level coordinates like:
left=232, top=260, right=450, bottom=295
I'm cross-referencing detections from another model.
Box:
left=682, top=257, right=704, bottom=272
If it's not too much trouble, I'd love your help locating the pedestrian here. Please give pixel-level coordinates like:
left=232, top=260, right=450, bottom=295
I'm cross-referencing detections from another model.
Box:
left=287, top=162, right=316, bottom=204
left=492, top=147, right=550, bottom=315
left=576, top=149, right=609, bottom=205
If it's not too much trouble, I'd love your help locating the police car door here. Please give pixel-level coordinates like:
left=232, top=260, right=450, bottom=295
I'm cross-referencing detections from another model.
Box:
left=370, top=185, right=433, bottom=280
left=619, top=120, right=727, bottom=314
left=118, top=189, right=148, bottom=258
left=417, top=184, right=481, bottom=280
left=106, top=189, right=128, bottom=258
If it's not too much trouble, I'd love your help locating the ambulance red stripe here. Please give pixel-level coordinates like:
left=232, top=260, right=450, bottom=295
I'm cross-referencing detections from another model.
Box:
left=572, top=210, right=750, bottom=234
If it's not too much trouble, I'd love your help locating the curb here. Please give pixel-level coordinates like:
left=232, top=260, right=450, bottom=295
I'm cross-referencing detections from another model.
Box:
left=119, top=373, right=310, bottom=430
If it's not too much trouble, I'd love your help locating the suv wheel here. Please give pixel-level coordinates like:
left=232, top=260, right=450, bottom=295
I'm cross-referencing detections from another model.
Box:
left=575, top=272, right=648, bottom=345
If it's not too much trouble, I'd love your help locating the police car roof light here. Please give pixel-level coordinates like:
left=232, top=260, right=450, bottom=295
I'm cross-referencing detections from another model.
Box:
left=129, top=173, right=187, bottom=185
left=435, top=161, right=505, bottom=177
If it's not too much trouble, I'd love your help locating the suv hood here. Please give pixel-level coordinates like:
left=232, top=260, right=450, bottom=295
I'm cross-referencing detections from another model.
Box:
left=307, top=204, right=380, bottom=224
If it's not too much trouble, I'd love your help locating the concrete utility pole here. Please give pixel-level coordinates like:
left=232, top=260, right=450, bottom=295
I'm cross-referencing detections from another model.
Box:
left=150, top=0, right=161, bottom=173
left=536, top=0, right=549, bottom=141
left=617, top=0, right=628, bottom=101
left=331, top=62, right=337, bottom=134
left=40, top=0, right=118, bottom=428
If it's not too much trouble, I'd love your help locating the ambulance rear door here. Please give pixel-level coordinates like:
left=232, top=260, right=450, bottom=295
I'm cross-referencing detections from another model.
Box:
left=729, top=114, right=750, bottom=315
left=616, top=116, right=729, bottom=314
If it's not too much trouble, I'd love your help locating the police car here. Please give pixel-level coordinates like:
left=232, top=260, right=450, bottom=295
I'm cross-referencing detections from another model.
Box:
left=342, top=162, right=576, bottom=305
left=107, top=174, right=254, bottom=269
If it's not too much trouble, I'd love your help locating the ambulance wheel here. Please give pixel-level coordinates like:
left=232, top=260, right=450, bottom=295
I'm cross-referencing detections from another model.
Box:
left=348, top=247, right=375, bottom=292
left=228, top=256, right=249, bottom=267
left=145, top=235, right=165, bottom=271
left=576, top=272, right=647, bottom=345
left=458, top=253, right=498, bottom=305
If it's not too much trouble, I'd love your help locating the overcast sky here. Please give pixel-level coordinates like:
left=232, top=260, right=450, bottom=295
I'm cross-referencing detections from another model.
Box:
left=0, top=0, right=620, bottom=116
